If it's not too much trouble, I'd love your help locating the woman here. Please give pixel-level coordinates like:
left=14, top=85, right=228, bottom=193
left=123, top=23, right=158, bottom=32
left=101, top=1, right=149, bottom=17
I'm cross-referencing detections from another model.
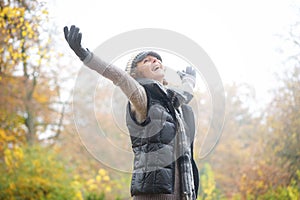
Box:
left=64, top=25, right=199, bottom=200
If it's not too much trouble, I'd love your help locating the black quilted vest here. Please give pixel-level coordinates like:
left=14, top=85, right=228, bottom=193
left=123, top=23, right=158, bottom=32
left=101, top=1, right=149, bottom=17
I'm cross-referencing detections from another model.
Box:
left=126, top=79, right=199, bottom=196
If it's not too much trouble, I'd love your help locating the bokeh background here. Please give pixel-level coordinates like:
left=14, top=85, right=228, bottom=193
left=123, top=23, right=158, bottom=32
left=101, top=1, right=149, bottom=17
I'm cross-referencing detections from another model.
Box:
left=0, top=0, right=300, bottom=199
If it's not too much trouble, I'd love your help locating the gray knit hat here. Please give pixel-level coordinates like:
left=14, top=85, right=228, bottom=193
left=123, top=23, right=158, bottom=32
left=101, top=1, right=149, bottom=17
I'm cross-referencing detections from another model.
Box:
left=125, top=51, right=162, bottom=74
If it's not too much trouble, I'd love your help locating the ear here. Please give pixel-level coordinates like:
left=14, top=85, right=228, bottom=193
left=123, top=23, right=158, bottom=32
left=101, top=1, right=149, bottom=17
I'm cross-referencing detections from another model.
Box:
left=130, top=68, right=139, bottom=79
left=130, top=71, right=136, bottom=78
left=131, top=67, right=144, bottom=79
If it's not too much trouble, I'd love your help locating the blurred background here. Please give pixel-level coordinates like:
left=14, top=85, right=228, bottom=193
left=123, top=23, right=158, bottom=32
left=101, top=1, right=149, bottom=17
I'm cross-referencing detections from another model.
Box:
left=0, top=0, right=300, bottom=199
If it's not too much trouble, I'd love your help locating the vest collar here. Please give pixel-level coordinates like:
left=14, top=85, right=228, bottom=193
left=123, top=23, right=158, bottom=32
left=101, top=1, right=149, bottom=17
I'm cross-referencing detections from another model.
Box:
left=136, top=78, right=191, bottom=108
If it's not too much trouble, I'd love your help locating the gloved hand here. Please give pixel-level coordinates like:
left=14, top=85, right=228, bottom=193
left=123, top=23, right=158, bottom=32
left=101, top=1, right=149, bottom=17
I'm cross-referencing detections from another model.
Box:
left=177, top=66, right=196, bottom=89
left=64, top=25, right=90, bottom=61
left=177, top=66, right=196, bottom=80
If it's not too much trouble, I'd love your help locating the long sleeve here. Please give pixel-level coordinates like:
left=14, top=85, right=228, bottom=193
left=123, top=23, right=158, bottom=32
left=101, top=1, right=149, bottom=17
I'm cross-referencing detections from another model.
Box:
left=83, top=53, right=147, bottom=122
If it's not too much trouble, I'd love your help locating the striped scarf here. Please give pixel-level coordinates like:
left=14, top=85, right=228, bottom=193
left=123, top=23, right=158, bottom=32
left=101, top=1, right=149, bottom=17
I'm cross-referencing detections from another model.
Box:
left=175, top=110, right=196, bottom=200
left=167, top=88, right=196, bottom=200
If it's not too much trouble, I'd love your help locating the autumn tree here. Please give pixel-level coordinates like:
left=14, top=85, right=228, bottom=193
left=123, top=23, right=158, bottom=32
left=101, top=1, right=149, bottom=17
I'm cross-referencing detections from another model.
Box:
left=209, top=13, right=300, bottom=199
left=0, top=0, right=66, bottom=148
left=264, top=20, right=300, bottom=183
left=207, top=83, right=261, bottom=198
left=0, top=146, right=78, bottom=199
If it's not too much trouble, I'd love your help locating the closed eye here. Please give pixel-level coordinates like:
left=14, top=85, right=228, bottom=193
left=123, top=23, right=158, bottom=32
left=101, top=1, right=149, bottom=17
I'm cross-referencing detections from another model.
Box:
left=143, top=59, right=149, bottom=64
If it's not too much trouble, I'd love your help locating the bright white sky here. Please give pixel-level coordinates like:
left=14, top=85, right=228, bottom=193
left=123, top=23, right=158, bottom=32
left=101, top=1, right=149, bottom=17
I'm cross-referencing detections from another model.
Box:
left=49, top=0, right=299, bottom=110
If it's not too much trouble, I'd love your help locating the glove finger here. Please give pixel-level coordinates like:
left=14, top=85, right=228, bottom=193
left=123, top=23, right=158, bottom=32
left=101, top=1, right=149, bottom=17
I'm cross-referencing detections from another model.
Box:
left=69, top=25, right=76, bottom=45
left=76, top=32, right=82, bottom=48
left=187, top=66, right=196, bottom=76
left=191, top=67, right=196, bottom=76
left=70, top=25, right=75, bottom=32
left=71, top=27, right=80, bottom=48
left=63, top=26, right=69, bottom=42
left=186, top=66, right=192, bottom=73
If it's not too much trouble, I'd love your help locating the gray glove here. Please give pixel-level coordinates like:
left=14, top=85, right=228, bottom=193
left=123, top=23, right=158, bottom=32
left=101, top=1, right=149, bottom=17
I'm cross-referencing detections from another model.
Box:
left=177, top=66, right=196, bottom=79
left=64, top=25, right=90, bottom=61
left=177, top=66, right=196, bottom=90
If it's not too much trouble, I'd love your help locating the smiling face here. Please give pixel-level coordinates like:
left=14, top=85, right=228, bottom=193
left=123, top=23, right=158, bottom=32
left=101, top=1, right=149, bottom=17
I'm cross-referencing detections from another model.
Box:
left=135, top=55, right=165, bottom=83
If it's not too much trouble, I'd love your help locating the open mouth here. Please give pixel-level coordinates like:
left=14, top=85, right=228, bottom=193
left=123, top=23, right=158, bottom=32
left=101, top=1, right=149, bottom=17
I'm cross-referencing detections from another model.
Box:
left=153, top=66, right=160, bottom=71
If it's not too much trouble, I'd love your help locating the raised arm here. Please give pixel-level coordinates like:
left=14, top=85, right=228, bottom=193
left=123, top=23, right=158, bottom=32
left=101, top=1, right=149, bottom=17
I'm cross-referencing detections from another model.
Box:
left=64, top=25, right=147, bottom=122
left=177, top=66, right=196, bottom=94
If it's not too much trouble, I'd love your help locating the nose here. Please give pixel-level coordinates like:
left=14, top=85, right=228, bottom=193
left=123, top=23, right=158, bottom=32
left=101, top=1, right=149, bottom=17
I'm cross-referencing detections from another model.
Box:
left=152, top=57, right=158, bottom=63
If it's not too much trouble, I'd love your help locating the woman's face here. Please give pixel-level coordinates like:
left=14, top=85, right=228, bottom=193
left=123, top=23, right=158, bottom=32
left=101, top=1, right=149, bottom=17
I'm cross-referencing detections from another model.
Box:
left=135, top=55, right=165, bottom=83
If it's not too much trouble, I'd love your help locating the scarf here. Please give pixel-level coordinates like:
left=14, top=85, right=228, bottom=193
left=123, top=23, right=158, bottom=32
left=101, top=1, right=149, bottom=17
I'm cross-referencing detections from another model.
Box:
left=167, top=88, right=196, bottom=200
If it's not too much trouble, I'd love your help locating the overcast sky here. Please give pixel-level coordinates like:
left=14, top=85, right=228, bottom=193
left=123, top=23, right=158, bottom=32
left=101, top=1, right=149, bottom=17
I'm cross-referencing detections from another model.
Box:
left=49, top=0, right=300, bottom=110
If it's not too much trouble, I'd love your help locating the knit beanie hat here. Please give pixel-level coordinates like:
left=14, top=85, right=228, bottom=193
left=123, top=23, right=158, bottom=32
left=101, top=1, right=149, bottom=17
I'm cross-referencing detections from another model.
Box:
left=125, top=51, right=162, bottom=75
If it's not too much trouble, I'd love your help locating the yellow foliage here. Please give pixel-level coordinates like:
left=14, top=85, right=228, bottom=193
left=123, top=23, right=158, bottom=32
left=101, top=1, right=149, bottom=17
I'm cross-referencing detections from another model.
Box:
left=74, top=191, right=84, bottom=200
left=79, top=167, right=119, bottom=197
left=0, top=129, right=17, bottom=143
left=255, top=180, right=264, bottom=189
left=105, top=186, right=112, bottom=193
left=103, top=175, right=110, bottom=181
left=21, top=30, right=27, bottom=37
left=200, top=163, right=218, bottom=200
left=42, top=10, right=48, bottom=15
left=1, top=146, right=78, bottom=199
left=71, top=178, right=84, bottom=200
left=33, top=159, right=41, bottom=168
left=96, top=175, right=102, bottom=182
left=9, top=183, right=16, bottom=190
left=3, top=146, right=24, bottom=173
left=33, top=90, right=49, bottom=104
left=98, top=168, right=107, bottom=176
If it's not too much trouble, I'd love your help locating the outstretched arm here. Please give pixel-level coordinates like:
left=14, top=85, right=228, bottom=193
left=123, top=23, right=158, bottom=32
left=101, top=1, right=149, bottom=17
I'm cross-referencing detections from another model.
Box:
left=64, top=25, right=147, bottom=122
left=177, top=66, right=196, bottom=103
